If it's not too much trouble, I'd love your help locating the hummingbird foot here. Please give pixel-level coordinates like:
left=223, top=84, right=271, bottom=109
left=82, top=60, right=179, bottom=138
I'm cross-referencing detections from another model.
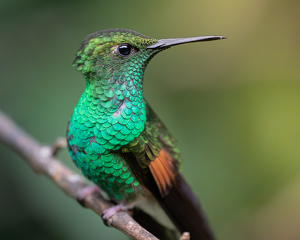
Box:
left=77, top=185, right=102, bottom=206
left=102, top=204, right=128, bottom=220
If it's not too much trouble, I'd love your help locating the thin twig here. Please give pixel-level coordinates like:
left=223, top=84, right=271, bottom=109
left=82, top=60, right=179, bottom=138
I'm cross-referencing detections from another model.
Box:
left=0, top=110, right=158, bottom=240
left=180, top=232, right=190, bottom=240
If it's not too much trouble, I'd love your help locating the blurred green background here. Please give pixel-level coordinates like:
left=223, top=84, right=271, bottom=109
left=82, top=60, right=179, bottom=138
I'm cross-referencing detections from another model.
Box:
left=1, top=0, right=300, bottom=239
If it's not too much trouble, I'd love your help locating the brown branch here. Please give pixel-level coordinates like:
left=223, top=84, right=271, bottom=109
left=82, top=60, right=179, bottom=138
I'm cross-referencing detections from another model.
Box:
left=0, top=110, right=158, bottom=240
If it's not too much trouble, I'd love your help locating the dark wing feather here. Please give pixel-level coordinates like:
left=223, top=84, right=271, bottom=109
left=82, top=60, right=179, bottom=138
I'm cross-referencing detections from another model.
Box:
left=123, top=101, right=216, bottom=240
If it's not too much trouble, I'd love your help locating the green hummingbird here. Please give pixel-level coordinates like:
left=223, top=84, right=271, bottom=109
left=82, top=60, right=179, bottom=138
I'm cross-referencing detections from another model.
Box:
left=67, top=29, right=225, bottom=239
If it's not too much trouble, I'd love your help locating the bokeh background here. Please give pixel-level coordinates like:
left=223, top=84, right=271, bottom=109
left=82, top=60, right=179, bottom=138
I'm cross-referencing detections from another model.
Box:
left=1, top=0, right=300, bottom=239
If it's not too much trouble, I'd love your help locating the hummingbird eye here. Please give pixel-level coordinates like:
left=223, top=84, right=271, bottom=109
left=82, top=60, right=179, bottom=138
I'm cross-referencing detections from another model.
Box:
left=117, top=44, right=133, bottom=57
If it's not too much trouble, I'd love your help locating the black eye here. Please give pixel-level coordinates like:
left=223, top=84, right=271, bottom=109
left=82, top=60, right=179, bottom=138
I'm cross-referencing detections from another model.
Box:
left=118, top=44, right=132, bottom=57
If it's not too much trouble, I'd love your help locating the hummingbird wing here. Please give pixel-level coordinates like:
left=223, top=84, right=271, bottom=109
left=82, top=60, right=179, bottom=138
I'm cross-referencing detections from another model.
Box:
left=122, top=102, right=215, bottom=240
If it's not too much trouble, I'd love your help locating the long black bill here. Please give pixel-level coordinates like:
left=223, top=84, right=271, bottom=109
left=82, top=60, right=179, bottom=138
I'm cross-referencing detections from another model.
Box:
left=147, top=35, right=226, bottom=49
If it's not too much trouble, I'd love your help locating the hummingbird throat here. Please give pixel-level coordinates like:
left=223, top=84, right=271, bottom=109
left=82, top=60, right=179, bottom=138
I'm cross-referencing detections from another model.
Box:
left=70, top=70, right=147, bottom=155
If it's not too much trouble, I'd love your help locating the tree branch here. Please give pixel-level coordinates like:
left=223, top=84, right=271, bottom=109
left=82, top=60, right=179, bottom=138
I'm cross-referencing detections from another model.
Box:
left=0, top=110, right=158, bottom=240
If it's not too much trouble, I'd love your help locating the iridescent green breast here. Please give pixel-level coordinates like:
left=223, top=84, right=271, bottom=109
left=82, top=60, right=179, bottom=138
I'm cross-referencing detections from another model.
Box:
left=67, top=77, right=146, bottom=201
left=69, top=85, right=146, bottom=152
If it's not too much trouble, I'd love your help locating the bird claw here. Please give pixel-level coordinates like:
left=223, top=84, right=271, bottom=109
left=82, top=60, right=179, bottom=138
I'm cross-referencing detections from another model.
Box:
left=102, top=204, right=127, bottom=220
left=77, top=185, right=101, bottom=206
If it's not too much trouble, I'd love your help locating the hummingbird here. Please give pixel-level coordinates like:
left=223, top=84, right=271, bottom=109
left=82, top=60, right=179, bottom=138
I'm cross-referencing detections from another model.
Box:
left=67, top=29, right=225, bottom=239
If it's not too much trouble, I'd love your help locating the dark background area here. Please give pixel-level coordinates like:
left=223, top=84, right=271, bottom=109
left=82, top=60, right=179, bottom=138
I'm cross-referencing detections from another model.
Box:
left=1, top=0, right=300, bottom=239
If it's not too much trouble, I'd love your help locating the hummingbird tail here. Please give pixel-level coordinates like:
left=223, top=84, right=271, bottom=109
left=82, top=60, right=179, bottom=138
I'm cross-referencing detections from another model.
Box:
left=158, top=173, right=216, bottom=240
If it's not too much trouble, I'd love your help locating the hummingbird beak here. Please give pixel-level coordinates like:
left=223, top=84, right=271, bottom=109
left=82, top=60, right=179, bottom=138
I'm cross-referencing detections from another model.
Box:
left=147, top=36, right=226, bottom=49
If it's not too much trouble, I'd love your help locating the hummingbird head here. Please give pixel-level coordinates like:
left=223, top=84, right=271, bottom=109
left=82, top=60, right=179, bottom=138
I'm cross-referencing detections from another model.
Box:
left=73, top=28, right=225, bottom=83
left=73, top=29, right=160, bottom=78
